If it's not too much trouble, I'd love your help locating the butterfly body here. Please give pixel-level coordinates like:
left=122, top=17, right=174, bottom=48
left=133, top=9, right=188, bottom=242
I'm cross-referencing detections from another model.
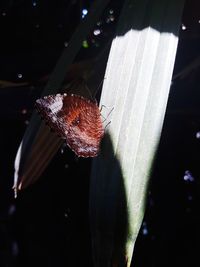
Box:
left=35, top=94, right=104, bottom=157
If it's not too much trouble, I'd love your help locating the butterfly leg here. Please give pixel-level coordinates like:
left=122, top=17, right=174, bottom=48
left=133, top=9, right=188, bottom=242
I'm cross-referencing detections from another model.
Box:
left=100, top=105, right=114, bottom=123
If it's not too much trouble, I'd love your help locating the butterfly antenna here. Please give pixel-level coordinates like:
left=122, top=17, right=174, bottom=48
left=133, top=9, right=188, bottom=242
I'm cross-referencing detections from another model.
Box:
left=92, top=77, right=106, bottom=98
left=83, top=82, right=94, bottom=100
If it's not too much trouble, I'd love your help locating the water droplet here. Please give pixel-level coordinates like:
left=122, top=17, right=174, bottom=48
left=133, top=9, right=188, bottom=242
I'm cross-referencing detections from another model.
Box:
left=110, top=15, right=115, bottom=22
left=17, top=73, right=23, bottom=79
left=142, top=222, right=148, bottom=235
left=8, top=204, right=16, bottom=216
left=106, top=18, right=110, bottom=23
left=106, top=14, right=115, bottom=23
left=93, top=29, right=101, bottom=36
left=64, top=41, right=68, bottom=47
left=64, top=163, right=69, bottom=169
left=32, top=1, right=37, bottom=7
left=2, top=12, right=6, bottom=16
left=82, top=9, right=88, bottom=15
left=64, top=208, right=70, bottom=219
left=143, top=228, right=148, bottom=235
left=196, top=131, right=200, bottom=139
left=82, top=8, right=88, bottom=18
left=82, top=40, right=89, bottom=48
left=183, top=170, right=195, bottom=182
left=182, top=24, right=186, bottom=30
left=109, top=9, right=114, bottom=14
left=96, top=21, right=102, bottom=26
left=21, top=109, right=27, bottom=115
left=11, top=241, right=18, bottom=256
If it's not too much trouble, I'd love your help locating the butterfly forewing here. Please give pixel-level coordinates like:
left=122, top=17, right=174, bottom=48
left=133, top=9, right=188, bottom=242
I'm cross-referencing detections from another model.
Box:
left=36, top=94, right=69, bottom=138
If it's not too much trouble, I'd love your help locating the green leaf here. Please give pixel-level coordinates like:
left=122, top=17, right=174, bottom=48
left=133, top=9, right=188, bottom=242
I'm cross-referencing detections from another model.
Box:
left=90, top=0, right=185, bottom=266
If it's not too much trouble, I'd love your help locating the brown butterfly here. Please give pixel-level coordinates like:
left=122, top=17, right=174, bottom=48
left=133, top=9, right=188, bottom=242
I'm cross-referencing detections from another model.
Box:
left=35, top=93, right=104, bottom=157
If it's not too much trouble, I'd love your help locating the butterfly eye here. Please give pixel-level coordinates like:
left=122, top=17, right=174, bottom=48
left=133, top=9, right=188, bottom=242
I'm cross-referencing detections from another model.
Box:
left=72, top=117, right=80, bottom=126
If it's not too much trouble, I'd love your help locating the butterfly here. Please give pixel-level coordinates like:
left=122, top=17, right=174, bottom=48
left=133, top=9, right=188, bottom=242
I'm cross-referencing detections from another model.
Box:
left=35, top=93, right=104, bottom=157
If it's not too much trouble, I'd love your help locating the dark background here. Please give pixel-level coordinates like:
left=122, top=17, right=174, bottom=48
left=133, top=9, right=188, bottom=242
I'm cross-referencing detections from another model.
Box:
left=0, top=0, right=199, bottom=266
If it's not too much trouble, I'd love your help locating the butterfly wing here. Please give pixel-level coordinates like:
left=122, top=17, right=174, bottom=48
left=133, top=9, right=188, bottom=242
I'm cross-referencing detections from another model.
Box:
left=35, top=94, right=70, bottom=138
left=62, top=95, right=104, bottom=157
left=36, top=94, right=104, bottom=157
